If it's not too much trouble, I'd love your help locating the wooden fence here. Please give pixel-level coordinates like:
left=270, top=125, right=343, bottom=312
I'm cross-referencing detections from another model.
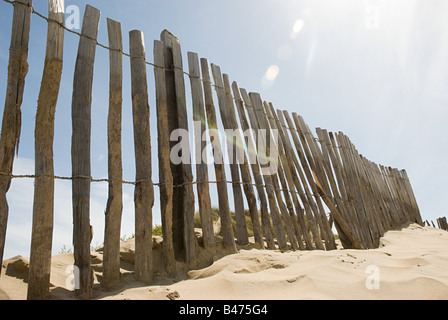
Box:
left=436, top=217, right=447, bottom=230
left=425, top=217, right=448, bottom=231
left=0, top=0, right=423, bottom=299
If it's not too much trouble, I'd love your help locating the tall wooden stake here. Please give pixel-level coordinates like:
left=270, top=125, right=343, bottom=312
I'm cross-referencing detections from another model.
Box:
left=154, top=40, right=176, bottom=276
left=200, top=58, right=236, bottom=252
left=102, top=18, right=123, bottom=289
left=130, top=30, right=154, bottom=284
left=161, top=30, right=196, bottom=265
left=232, top=83, right=273, bottom=249
left=71, top=5, right=100, bottom=299
left=0, top=0, right=32, bottom=276
left=211, top=64, right=248, bottom=246
left=187, top=52, right=215, bottom=248
left=248, top=92, right=288, bottom=250
left=28, top=0, right=64, bottom=300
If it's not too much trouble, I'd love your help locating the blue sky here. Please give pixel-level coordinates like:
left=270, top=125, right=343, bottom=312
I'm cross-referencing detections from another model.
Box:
left=0, top=0, right=447, bottom=258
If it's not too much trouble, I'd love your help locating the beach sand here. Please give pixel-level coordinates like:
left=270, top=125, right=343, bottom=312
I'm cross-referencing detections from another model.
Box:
left=1, top=223, right=447, bottom=300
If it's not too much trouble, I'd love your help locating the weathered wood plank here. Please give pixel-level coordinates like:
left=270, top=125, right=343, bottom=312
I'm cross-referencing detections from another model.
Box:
left=316, top=128, right=357, bottom=248
left=292, top=114, right=336, bottom=250
left=266, top=103, right=307, bottom=250
left=248, top=92, right=288, bottom=250
left=327, top=131, right=364, bottom=241
left=337, top=133, right=374, bottom=248
left=102, top=17, right=123, bottom=289
left=379, top=164, right=402, bottom=227
left=160, top=30, right=184, bottom=261
left=343, top=137, right=381, bottom=246
left=282, top=111, right=325, bottom=250
left=71, top=5, right=100, bottom=299
left=171, top=40, right=197, bottom=265
left=222, top=74, right=263, bottom=248
left=400, top=169, right=422, bottom=225
left=361, top=156, right=391, bottom=233
left=0, top=0, right=32, bottom=275
left=154, top=40, right=176, bottom=276
left=161, top=30, right=196, bottom=265
left=130, top=30, right=154, bottom=284
left=211, top=64, right=248, bottom=246
left=367, top=159, right=394, bottom=230
left=264, top=102, right=301, bottom=250
left=200, top=58, right=236, bottom=252
left=334, top=132, right=369, bottom=247
left=187, top=52, right=214, bottom=249
left=27, top=0, right=64, bottom=300
left=235, top=86, right=275, bottom=249
left=275, top=110, right=314, bottom=250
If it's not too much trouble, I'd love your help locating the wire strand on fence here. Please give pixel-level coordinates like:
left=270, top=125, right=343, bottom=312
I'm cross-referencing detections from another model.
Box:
left=0, top=170, right=315, bottom=198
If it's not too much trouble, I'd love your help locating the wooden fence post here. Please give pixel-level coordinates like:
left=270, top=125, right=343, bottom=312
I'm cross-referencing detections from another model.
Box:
left=161, top=30, right=196, bottom=265
left=335, top=132, right=372, bottom=248
left=316, top=128, right=358, bottom=248
left=71, top=5, right=100, bottom=299
left=265, top=103, right=305, bottom=250
left=282, top=111, right=325, bottom=250
left=0, top=0, right=32, bottom=274
left=248, top=92, right=288, bottom=250
left=27, top=0, right=64, bottom=300
left=261, top=102, right=299, bottom=250
left=368, top=160, right=394, bottom=230
left=232, top=82, right=274, bottom=249
left=210, top=64, right=249, bottom=246
left=129, top=30, right=154, bottom=284
left=160, top=31, right=183, bottom=261
left=343, top=135, right=380, bottom=246
left=400, top=169, right=423, bottom=225
left=187, top=52, right=215, bottom=248
left=200, top=59, right=236, bottom=252
left=154, top=40, right=176, bottom=276
left=102, top=18, right=123, bottom=289
left=291, top=114, right=336, bottom=250
left=223, top=74, right=263, bottom=248
left=237, top=87, right=276, bottom=249
left=275, top=110, right=314, bottom=250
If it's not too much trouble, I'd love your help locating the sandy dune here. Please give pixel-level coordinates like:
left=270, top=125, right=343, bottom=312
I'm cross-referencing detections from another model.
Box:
left=1, top=223, right=447, bottom=300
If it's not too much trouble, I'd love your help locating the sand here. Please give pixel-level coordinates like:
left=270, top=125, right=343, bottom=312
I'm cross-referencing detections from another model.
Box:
left=1, top=223, right=447, bottom=300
